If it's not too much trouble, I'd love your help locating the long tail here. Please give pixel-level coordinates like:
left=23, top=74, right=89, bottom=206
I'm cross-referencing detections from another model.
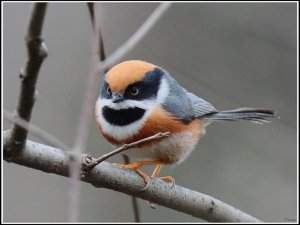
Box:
left=201, top=108, right=278, bottom=124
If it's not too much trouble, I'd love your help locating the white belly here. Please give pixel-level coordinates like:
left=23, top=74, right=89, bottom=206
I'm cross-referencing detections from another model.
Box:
left=122, top=131, right=201, bottom=165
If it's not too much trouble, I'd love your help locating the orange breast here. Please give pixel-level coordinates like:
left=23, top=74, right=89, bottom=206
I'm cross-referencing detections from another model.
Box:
left=96, top=105, right=203, bottom=148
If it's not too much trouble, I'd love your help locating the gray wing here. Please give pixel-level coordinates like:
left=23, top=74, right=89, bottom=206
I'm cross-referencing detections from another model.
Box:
left=161, top=72, right=217, bottom=122
left=162, top=75, right=195, bottom=124
left=186, top=92, right=218, bottom=118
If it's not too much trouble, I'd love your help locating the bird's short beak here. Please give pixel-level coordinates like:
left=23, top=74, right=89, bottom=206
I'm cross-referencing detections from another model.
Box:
left=112, top=92, right=125, bottom=103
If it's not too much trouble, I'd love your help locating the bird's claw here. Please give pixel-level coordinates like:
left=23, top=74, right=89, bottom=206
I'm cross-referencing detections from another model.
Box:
left=147, top=200, right=156, bottom=209
left=141, top=176, right=175, bottom=191
left=160, top=176, right=176, bottom=188
left=141, top=176, right=175, bottom=209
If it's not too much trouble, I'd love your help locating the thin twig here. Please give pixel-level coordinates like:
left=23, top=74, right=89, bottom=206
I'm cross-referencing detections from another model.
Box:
left=67, top=13, right=99, bottom=225
left=4, top=3, right=48, bottom=158
left=3, top=131, right=261, bottom=223
left=87, top=4, right=139, bottom=220
left=87, top=2, right=95, bottom=31
left=66, top=4, right=97, bottom=222
left=98, top=28, right=108, bottom=71
left=131, top=190, right=141, bottom=223
left=97, top=2, right=172, bottom=72
left=67, top=3, right=105, bottom=222
left=82, top=132, right=170, bottom=171
left=3, top=110, right=69, bottom=151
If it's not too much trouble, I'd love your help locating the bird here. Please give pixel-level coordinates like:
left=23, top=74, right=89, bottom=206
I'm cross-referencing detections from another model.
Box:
left=95, top=60, right=277, bottom=187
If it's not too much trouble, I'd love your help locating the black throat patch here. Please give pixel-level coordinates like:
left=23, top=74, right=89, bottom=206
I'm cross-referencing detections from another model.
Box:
left=102, top=106, right=146, bottom=126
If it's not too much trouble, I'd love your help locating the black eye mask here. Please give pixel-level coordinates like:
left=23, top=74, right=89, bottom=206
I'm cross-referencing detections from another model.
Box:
left=124, top=68, right=163, bottom=101
left=100, top=67, right=165, bottom=101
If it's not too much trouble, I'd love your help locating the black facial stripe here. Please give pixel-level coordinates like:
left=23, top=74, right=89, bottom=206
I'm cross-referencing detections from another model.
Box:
left=100, top=82, right=112, bottom=99
left=124, top=67, right=165, bottom=101
left=102, top=106, right=146, bottom=126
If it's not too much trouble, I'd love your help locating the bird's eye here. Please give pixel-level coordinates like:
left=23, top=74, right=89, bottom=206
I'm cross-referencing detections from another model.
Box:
left=130, top=87, right=139, bottom=96
left=106, top=87, right=111, bottom=95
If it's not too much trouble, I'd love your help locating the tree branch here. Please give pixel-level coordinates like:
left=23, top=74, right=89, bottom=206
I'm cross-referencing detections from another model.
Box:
left=97, top=2, right=172, bottom=72
left=4, top=3, right=48, bottom=158
left=3, top=130, right=261, bottom=223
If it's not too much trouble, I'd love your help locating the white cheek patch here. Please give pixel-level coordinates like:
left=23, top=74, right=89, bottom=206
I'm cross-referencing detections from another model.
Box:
left=95, top=77, right=170, bottom=141
left=96, top=101, right=152, bottom=141
left=99, top=98, right=157, bottom=110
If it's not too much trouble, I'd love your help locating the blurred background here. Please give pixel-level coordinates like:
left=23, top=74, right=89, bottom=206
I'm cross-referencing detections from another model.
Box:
left=3, top=2, right=297, bottom=222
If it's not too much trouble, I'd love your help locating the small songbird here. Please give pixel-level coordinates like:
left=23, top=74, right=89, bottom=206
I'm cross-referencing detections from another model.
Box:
left=95, top=60, right=276, bottom=185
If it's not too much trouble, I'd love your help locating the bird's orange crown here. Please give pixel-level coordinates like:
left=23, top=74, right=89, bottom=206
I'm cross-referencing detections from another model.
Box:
left=105, top=60, right=155, bottom=93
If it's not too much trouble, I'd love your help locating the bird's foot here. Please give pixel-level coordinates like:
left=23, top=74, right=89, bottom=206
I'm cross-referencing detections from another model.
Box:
left=141, top=175, right=175, bottom=209
left=113, top=163, right=152, bottom=184
left=159, top=176, right=176, bottom=188
left=142, top=175, right=175, bottom=191
left=113, top=161, right=175, bottom=209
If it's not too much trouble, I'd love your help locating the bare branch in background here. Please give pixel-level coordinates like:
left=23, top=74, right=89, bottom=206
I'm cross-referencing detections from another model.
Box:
left=4, top=3, right=48, bottom=158
left=97, top=2, right=172, bottom=72
left=3, top=131, right=261, bottom=223
left=67, top=2, right=113, bottom=221
left=4, top=110, right=69, bottom=151
left=98, top=28, right=108, bottom=70
left=87, top=2, right=95, bottom=31
left=66, top=3, right=101, bottom=221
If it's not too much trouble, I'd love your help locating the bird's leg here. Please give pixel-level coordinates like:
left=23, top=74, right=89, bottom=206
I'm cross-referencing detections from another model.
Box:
left=114, top=161, right=161, bottom=171
left=150, top=164, right=175, bottom=188
left=114, top=161, right=175, bottom=187
left=113, top=160, right=161, bottom=171
left=142, top=163, right=175, bottom=209
left=113, top=160, right=162, bottom=187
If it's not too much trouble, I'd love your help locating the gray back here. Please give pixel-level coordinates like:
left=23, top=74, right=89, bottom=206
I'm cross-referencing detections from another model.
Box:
left=162, top=72, right=217, bottom=123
